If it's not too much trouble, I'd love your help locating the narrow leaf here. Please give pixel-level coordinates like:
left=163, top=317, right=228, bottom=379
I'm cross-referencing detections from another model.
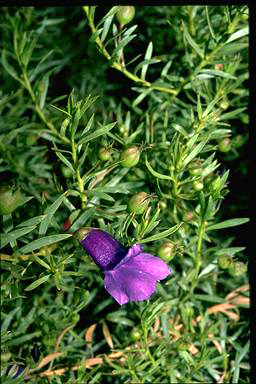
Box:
left=207, top=218, right=249, bottom=231
left=39, top=192, right=68, bottom=235
left=183, top=22, right=204, bottom=58
left=24, top=274, right=51, bottom=291
left=139, top=223, right=183, bottom=243
left=0, top=226, right=37, bottom=249
left=19, top=234, right=72, bottom=254
left=78, top=122, right=116, bottom=146
left=145, top=155, right=173, bottom=180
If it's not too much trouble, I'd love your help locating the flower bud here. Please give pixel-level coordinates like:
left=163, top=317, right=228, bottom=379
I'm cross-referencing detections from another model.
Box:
left=193, top=180, right=204, bottom=191
left=228, top=261, right=247, bottom=277
left=218, top=254, right=233, bottom=269
left=120, top=146, right=140, bottom=168
left=61, top=165, right=73, bottom=178
left=116, top=6, right=135, bottom=25
left=128, top=192, right=150, bottom=215
left=98, top=147, right=112, bottom=161
left=157, top=241, right=176, bottom=261
left=188, top=159, right=203, bottom=176
left=218, top=138, right=232, bottom=153
left=0, top=187, right=25, bottom=215
left=215, top=63, right=224, bottom=70
left=131, top=327, right=141, bottom=341
left=182, top=211, right=195, bottom=222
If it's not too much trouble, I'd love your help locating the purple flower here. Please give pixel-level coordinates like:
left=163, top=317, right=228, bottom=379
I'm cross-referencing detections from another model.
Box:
left=76, top=228, right=172, bottom=305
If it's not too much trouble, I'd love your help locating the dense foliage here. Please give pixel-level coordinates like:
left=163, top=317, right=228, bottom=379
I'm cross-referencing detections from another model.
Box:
left=0, top=6, right=249, bottom=383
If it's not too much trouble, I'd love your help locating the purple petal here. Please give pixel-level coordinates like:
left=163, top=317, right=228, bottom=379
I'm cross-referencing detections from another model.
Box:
left=104, top=272, right=129, bottom=305
left=81, top=229, right=127, bottom=270
left=104, top=268, right=157, bottom=305
left=104, top=247, right=172, bottom=305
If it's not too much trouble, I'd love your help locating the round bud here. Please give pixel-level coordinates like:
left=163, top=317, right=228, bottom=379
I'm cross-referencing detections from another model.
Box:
left=61, top=165, right=73, bottom=178
left=228, top=261, right=248, bottom=277
left=215, top=63, right=224, bottom=71
left=182, top=211, right=194, bottom=222
left=119, top=124, right=129, bottom=138
left=188, top=160, right=203, bottom=176
left=157, top=241, right=176, bottom=262
left=159, top=200, right=167, bottom=210
left=218, top=254, right=233, bottom=269
left=131, top=327, right=141, bottom=341
left=193, top=180, right=204, bottom=191
left=98, top=147, right=112, bottom=161
left=128, top=192, right=150, bottom=215
left=218, top=138, right=232, bottom=153
left=116, top=6, right=135, bottom=25
left=120, top=146, right=140, bottom=168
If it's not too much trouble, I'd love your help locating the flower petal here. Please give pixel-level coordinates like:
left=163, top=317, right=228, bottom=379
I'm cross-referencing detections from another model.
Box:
left=127, top=252, right=172, bottom=280
left=104, top=271, right=129, bottom=305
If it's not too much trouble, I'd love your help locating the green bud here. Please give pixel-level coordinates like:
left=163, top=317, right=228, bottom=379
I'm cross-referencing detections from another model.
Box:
left=131, top=327, right=141, bottom=341
left=120, top=146, right=140, bottom=168
left=98, top=147, right=112, bottom=161
left=128, top=192, right=150, bottom=214
left=157, top=241, right=176, bottom=261
left=116, top=6, right=135, bottom=25
left=228, top=261, right=248, bottom=277
left=188, top=159, right=203, bottom=176
left=61, top=165, right=73, bottom=178
left=182, top=211, right=195, bottom=222
left=218, top=138, right=232, bottom=153
left=119, top=124, right=129, bottom=138
left=218, top=254, right=233, bottom=269
left=193, top=180, right=204, bottom=191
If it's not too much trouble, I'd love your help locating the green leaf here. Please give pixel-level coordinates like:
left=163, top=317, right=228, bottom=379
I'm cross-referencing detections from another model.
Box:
left=72, top=207, right=96, bottom=231
left=81, top=113, right=94, bottom=136
left=1, top=50, right=25, bottom=86
left=215, top=247, right=246, bottom=256
left=111, top=35, right=136, bottom=60
left=0, top=226, right=37, bottom=249
left=6, top=331, right=41, bottom=346
left=226, top=26, right=248, bottom=44
left=207, top=218, right=249, bottom=231
left=78, top=122, right=116, bottom=146
left=182, top=137, right=209, bottom=169
left=16, top=215, right=47, bottom=228
left=38, top=71, right=51, bottom=109
left=145, top=155, right=173, bottom=180
left=49, top=103, right=72, bottom=118
left=39, top=192, right=68, bottom=235
left=19, top=234, right=72, bottom=254
left=32, top=255, right=51, bottom=270
left=101, top=13, right=115, bottom=42
left=218, top=107, right=247, bottom=121
left=141, top=41, right=153, bottom=80
left=132, top=88, right=152, bottom=107
left=139, top=223, right=183, bottom=243
left=134, top=58, right=160, bottom=77
left=53, top=148, right=75, bottom=174
left=25, top=274, right=51, bottom=291
left=197, top=69, right=237, bottom=80
left=183, top=22, right=204, bottom=58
